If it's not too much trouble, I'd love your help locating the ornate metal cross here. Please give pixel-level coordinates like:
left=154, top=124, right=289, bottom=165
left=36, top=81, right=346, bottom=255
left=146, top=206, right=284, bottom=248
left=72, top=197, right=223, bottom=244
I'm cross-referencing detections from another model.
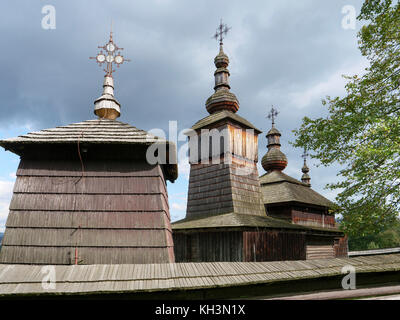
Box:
left=90, top=29, right=130, bottom=77
left=267, top=106, right=279, bottom=126
left=214, top=19, right=231, bottom=45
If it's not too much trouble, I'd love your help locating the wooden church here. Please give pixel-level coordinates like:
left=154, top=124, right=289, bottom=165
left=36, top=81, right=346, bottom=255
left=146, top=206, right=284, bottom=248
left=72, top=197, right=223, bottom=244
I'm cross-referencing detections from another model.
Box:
left=172, top=23, right=347, bottom=262
left=0, top=25, right=347, bottom=266
left=0, top=32, right=177, bottom=265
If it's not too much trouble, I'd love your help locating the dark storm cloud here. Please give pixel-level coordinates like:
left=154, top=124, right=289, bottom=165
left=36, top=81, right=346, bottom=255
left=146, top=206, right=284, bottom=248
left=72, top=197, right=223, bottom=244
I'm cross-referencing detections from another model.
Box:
left=0, top=0, right=366, bottom=200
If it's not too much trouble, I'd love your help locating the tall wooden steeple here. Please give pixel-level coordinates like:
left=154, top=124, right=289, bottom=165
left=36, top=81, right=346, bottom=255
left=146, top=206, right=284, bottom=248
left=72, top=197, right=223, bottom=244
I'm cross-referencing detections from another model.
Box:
left=183, top=20, right=265, bottom=219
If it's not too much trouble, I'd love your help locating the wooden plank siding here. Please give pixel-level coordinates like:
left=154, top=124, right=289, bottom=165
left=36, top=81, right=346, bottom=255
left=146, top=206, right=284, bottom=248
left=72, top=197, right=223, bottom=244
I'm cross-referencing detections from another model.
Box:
left=186, top=118, right=265, bottom=218
left=292, top=210, right=336, bottom=228
left=243, top=230, right=306, bottom=262
left=0, top=159, right=175, bottom=265
left=174, top=232, right=243, bottom=262
left=306, top=237, right=335, bottom=260
left=174, top=230, right=307, bottom=263
left=334, top=236, right=349, bottom=258
left=306, top=245, right=335, bottom=260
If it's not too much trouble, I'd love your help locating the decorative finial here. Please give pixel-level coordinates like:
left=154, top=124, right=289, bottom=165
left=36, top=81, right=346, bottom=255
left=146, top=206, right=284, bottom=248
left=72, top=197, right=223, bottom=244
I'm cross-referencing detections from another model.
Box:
left=91, top=28, right=130, bottom=120
left=205, top=19, right=239, bottom=114
left=214, top=19, right=231, bottom=45
left=301, top=148, right=311, bottom=187
left=90, top=26, right=130, bottom=77
left=267, top=106, right=279, bottom=127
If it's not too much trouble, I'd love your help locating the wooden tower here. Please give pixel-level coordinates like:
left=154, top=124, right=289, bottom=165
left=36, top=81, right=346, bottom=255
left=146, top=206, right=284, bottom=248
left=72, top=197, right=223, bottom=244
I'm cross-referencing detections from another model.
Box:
left=173, top=22, right=346, bottom=262
left=0, top=32, right=178, bottom=265
left=172, top=22, right=311, bottom=262
left=259, top=115, right=348, bottom=259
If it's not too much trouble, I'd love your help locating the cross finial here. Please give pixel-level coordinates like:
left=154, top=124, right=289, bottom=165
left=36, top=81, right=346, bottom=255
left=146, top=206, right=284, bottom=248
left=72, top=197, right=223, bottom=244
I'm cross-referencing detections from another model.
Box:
left=267, top=106, right=279, bottom=127
left=90, top=27, right=130, bottom=77
left=214, top=19, right=231, bottom=45
left=302, top=147, right=309, bottom=162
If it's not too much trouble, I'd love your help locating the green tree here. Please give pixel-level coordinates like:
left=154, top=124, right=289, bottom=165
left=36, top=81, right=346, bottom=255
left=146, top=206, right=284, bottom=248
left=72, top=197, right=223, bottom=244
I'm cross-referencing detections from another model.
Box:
left=293, top=1, right=400, bottom=237
left=348, top=219, right=400, bottom=250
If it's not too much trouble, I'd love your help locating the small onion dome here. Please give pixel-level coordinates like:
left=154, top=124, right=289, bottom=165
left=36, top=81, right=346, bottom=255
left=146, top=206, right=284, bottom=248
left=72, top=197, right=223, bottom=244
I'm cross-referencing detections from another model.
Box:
left=214, top=46, right=229, bottom=68
left=262, top=148, right=288, bottom=172
left=267, top=126, right=281, bottom=135
left=206, top=88, right=239, bottom=114
left=262, top=121, right=288, bottom=172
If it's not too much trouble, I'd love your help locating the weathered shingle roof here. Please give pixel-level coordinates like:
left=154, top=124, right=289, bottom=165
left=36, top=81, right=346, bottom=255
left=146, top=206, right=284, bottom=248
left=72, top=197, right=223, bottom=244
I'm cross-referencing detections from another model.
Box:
left=0, top=254, right=399, bottom=297
left=260, top=171, right=334, bottom=208
left=191, top=110, right=262, bottom=133
left=172, top=212, right=340, bottom=233
left=0, top=119, right=178, bottom=182
left=172, top=212, right=303, bottom=230
left=0, top=119, right=166, bottom=145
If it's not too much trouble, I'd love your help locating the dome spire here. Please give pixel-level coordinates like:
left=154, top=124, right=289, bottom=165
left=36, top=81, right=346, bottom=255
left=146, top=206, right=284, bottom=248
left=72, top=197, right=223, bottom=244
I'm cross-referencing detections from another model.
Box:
left=206, top=19, right=239, bottom=114
left=90, top=26, right=130, bottom=120
left=261, top=106, right=288, bottom=173
left=301, top=148, right=311, bottom=187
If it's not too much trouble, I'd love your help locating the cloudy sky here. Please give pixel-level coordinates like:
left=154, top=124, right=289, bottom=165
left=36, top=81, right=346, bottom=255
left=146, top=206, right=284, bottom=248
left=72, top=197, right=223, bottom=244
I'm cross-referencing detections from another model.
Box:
left=0, top=0, right=368, bottom=231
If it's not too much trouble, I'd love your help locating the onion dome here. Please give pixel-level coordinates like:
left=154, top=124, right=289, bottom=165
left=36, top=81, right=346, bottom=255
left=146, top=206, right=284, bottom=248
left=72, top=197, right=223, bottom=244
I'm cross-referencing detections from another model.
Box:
left=206, top=22, right=239, bottom=114
left=262, top=107, right=288, bottom=173
left=301, top=149, right=311, bottom=187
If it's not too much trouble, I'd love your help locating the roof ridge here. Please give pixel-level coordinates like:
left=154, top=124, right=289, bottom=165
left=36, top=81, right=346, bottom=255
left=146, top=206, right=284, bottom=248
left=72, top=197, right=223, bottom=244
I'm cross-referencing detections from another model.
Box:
left=0, top=119, right=170, bottom=144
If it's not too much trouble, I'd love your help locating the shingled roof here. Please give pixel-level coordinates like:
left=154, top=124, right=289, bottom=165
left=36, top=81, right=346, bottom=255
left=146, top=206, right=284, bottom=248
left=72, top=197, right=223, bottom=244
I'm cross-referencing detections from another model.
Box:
left=172, top=212, right=340, bottom=233
left=0, top=119, right=178, bottom=182
left=191, top=110, right=262, bottom=133
left=260, top=171, right=334, bottom=208
left=1, top=254, right=399, bottom=298
left=0, top=119, right=167, bottom=145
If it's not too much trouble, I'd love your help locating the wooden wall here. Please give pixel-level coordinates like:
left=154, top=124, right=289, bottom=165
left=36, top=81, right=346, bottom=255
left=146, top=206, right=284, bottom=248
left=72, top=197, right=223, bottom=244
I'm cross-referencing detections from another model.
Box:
left=305, top=236, right=335, bottom=260
left=174, top=229, right=308, bottom=262
left=243, top=230, right=306, bottom=262
left=173, top=231, right=243, bottom=262
left=334, top=235, right=349, bottom=258
left=174, top=229, right=346, bottom=262
left=292, top=210, right=336, bottom=228
left=0, top=159, right=175, bottom=265
left=187, top=160, right=265, bottom=218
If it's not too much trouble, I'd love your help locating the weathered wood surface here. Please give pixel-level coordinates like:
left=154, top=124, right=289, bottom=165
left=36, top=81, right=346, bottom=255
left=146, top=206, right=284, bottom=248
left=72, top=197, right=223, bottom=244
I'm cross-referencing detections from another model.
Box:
left=243, top=231, right=306, bottom=262
left=186, top=160, right=265, bottom=218
left=266, top=284, right=400, bottom=300
left=184, top=117, right=265, bottom=219
left=0, top=254, right=399, bottom=296
left=174, top=231, right=243, bottom=262
left=349, top=247, right=400, bottom=257
left=0, top=119, right=165, bottom=144
left=306, top=245, right=335, bottom=260
left=0, top=120, right=178, bottom=182
left=0, top=159, right=174, bottom=265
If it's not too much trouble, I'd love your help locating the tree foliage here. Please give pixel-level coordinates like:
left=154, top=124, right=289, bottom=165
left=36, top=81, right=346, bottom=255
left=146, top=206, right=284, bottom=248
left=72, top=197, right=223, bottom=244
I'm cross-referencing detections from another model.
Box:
left=293, top=1, right=400, bottom=237
left=348, top=218, right=400, bottom=250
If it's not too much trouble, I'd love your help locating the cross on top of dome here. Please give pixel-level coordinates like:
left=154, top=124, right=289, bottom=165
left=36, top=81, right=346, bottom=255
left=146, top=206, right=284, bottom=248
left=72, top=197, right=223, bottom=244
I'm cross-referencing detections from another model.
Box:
left=213, top=19, right=231, bottom=45
left=90, top=26, right=130, bottom=77
left=267, top=106, right=279, bottom=127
